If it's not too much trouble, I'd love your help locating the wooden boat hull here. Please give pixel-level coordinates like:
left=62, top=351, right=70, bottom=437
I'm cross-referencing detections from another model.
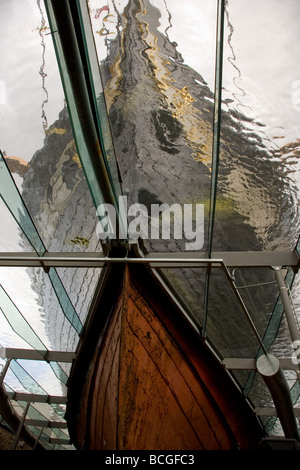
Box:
left=66, top=263, right=263, bottom=450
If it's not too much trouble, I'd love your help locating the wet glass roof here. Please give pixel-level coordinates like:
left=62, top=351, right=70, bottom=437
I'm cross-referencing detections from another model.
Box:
left=0, top=0, right=300, bottom=449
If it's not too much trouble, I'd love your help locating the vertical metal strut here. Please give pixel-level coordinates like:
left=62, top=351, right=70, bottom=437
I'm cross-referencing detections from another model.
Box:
left=203, top=0, right=225, bottom=335
left=273, top=267, right=300, bottom=347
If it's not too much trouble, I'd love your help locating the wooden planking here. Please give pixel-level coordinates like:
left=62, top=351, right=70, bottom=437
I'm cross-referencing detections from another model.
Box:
left=89, top=296, right=122, bottom=450
left=69, top=264, right=263, bottom=450
left=117, top=271, right=235, bottom=450
left=75, top=294, right=121, bottom=449
left=131, top=266, right=263, bottom=450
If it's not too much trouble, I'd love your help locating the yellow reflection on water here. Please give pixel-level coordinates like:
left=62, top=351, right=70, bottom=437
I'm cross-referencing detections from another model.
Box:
left=102, top=0, right=213, bottom=169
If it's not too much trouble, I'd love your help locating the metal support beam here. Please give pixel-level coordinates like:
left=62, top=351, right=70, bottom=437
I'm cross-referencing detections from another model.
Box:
left=255, top=407, right=300, bottom=417
left=214, top=251, right=299, bottom=268
left=12, top=401, right=30, bottom=450
left=0, top=358, right=11, bottom=386
left=33, top=427, right=45, bottom=450
left=273, top=266, right=300, bottom=346
left=207, top=0, right=225, bottom=258
left=223, top=357, right=299, bottom=371
left=0, top=347, right=75, bottom=363
left=257, top=354, right=300, bottom=441
left=42, top=437, right=71, bottom=446
left=25, top=418, right=67, bottom=429
left=7, top=391, right=67, bottom=404
left=0, top=250, right=298, bottom=268
left=273, top=266, right=300, bottom=388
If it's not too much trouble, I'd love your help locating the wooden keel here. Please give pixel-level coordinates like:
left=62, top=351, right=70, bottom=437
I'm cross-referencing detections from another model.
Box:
left=66, top=263, right=264, bottom=450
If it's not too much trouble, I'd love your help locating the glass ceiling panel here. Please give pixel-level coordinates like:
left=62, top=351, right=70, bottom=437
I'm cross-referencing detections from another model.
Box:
left=0, top=266, right=52, bottom=350
left=0, top=198, right=35, bottom=253
left=160, top=267, right=207, bottom=329
left=0, top=152, right=46, bottom=256
left=205, top=268, right=277, bottom=357
left=22, top=266, right=82, bottom=350
left=0, top=285, right=47, bottom=353
left=89, top=0, right=217, bottom=253
left=12, top=359, right=65, bottom=396
left=0, top=0, right=103, bottom=255
left=9, top=360, right=49, bottom=396
left=215, top=0, right=300, bottom=252
left=26, top=401, right=66, bottom=423
left=11, top=400, right=73, bottom=449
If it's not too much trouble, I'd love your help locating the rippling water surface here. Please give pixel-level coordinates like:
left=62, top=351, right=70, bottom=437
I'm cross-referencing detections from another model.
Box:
left=88, top=0, right=300, bottom=252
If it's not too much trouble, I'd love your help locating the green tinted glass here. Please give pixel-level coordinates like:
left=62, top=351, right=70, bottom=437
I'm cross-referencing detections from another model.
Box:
left=0, top=286, right=47, bottom=353
left=0, top=153, right=46, bottom=256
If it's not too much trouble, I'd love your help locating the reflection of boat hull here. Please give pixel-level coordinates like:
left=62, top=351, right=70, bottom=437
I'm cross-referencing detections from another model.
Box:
left=66, top=262, right=263, bottom=450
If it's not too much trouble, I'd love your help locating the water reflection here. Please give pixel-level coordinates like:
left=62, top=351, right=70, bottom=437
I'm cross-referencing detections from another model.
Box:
left=221, top=0, right=300, bottom=250
left=90, top=0, right=300, bottom=253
